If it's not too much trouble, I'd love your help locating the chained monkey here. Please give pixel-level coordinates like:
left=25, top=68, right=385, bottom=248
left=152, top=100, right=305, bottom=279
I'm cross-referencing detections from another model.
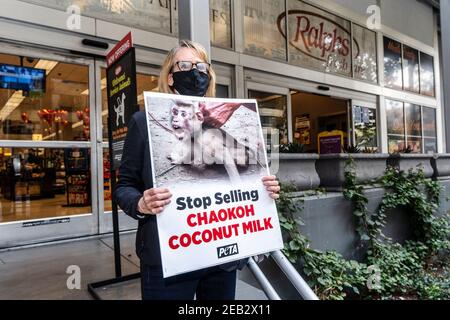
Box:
left=167, top=100, right=254, bottom=184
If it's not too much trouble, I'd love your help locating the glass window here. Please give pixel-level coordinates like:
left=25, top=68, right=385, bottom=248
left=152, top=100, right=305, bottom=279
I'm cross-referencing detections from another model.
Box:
left=386, top=99, right=404, bottom=136
left=386, top=100, right=437, bottom=154
left=210, top=0, right=232, bottom=48
left=243, top=0, right=287, bottom=61
left=423, top=107, right=437, bottom=138
left=19, top=0, right=173, bottom=35
left=405, top=103, right=421, bottom=137
left=388, top=137, right=406, bottom=154
left=407, top=137, right=422, bottom=154
left=423, top=107, right=437, bottom=154
left=216, top=84, right=230, bottom=98
left=287, top=0, right=352, bottom=76
left=353, top=106, right=377, bottom=150
left=423, top=138, right=437, bottom=154
left=386, top=99, right=405, bottom=154
left=383, top=37, right=403, bottom=90
left=0, top=53, right=90, bottom=141
left=420, top=52, right=435, bottom=97
left=248, top=90, right=288, bottom=154
left=383, top=37, right=435, bottom=97
left=402, top=45, right=420, bottom=93
left=0, top=147, right=92, bottom=223
left=353, top=24, right=378, bottom=83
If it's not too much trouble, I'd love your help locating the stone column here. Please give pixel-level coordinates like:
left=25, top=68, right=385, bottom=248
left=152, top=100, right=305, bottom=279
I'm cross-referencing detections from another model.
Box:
left=177, top=0, right=211, bottom=57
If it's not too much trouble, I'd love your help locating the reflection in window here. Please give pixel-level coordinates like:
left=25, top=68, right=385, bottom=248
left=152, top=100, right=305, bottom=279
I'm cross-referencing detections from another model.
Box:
left=0, top=53, right=90, bottom=141
left=386, top=99, right=405, bottom=154
left=407, top=137, right=422, bottom=154
left=405, top=103, right=421, bottom=137
left=424, top=138, right=437, bottom=154
left=103, top=148, right=112, bottom=212
left=19, top=0, right=173, bottom=35
left=353, top=24, right=378, bottom=83
left=383, top=37, right=403, bottom=90
left=353, top=106, right=377, bottom=151
left=210, top=0, right=232, bottom=48
left=386, top=100, right=404, bottom=135
left=423, top=107, right=437, bottom=154
left=403, top=46, right=420, bottom=93
left=243, top=0, right=287, bottom=61
left=248, top=90, right=288, bottom=154
left=0, top=147, right=92, bottom=223
left=423, top=107, right=437, bottom=138
left=287, top=0, right=352, bottom=77
left=386, top=100, right=437, bottom=154
left=388, top=137, right=406, bottom=154
left=420, top=53, right=435, bottom=97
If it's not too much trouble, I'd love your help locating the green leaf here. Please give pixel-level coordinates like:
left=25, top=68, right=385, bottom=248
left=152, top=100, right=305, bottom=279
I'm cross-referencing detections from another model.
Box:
left=354, top=210, right=364, bottom=217
left=323, top=268, right=332, bottom=275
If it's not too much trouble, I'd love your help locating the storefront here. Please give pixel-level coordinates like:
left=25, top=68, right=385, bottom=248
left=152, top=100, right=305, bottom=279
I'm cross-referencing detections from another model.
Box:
left=0, top=0, right=444, bottom=248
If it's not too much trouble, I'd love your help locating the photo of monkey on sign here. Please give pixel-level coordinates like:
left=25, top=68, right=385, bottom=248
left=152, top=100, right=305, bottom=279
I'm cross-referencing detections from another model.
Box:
left=144, top=92, right=283, bottom=278
left=145, top=92, right=267, bottom=187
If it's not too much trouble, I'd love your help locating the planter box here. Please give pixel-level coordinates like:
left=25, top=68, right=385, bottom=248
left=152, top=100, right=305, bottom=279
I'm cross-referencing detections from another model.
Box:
left=315, top=154, right=389, bottom=191
left=431, top=154, right=450, bottom=180
left=387, top=154, right=434, bottom=178
left=270, top=154, right=320, bottom=191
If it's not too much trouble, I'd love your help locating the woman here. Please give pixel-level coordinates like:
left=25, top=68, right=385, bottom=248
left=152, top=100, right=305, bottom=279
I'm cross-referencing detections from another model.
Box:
left=115, top=40, right=280, bottom=300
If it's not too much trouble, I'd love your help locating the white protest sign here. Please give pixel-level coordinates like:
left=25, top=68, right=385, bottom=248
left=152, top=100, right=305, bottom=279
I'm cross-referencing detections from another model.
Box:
left=144, top=92, right=283, bottom=278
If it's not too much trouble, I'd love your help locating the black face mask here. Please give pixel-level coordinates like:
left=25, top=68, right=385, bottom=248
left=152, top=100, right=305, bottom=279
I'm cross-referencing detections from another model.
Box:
left=171, top=69, right=210, bottom=97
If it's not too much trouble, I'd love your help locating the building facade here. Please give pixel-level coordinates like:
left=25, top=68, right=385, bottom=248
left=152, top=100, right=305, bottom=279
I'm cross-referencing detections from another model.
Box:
left=0, top=0, right=446, bottom=248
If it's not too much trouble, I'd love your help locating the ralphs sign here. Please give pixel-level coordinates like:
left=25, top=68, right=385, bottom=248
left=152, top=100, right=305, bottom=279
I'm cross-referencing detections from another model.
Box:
left=277, top=10, right=360, bottom=63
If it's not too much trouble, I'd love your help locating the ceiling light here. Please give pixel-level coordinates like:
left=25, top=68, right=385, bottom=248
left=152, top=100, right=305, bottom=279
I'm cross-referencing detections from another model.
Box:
left=82, top=77, right=106, bottom=95
left=0, top=91, right=26, bottom=121
left=34, top=59, right=58, bottom=75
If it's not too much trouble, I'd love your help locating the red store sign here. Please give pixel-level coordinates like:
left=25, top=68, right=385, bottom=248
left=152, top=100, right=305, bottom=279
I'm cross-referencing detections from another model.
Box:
left=277, top=11, right=360, bottom=65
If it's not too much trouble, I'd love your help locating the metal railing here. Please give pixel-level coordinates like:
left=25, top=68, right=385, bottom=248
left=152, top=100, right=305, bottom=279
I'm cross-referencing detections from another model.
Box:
left=271, top=250, right=319, bottom=300
left=246, top=250, right=319, bottom=301
left=247, top=257, right=281, bottom=300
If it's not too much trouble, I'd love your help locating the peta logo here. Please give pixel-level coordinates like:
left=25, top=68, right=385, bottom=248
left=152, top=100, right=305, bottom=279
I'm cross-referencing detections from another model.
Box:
left=217, top=243, right=239, bottom=259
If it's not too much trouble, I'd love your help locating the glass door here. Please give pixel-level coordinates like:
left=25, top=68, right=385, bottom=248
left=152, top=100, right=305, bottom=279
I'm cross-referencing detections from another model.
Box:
left=246, top=82, right=291, bottom=154
left=0, top=44, right=99, bottom=248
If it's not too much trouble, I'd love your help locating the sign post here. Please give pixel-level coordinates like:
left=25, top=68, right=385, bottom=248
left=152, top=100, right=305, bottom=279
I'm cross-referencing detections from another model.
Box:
left=105, top=31, right=138, bottom=278
left=88, top=32, right=139, bottom=299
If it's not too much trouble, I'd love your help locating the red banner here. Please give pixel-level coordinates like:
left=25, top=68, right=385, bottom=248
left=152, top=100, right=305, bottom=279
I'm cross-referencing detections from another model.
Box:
left=106, top=32, right=133, bottom=67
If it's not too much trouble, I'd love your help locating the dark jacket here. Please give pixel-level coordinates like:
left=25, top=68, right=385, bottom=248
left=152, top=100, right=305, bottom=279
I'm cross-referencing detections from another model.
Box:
left=114, top=111, right=245, bottom=270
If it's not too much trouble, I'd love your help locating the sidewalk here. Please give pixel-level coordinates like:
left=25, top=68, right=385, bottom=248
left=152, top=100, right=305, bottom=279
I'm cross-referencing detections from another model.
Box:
left=0, top=232, right=267, bottom=300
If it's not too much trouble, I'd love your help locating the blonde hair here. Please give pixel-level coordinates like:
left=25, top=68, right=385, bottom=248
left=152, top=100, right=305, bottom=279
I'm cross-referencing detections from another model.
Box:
left=158, top=39, right=216, bottom=97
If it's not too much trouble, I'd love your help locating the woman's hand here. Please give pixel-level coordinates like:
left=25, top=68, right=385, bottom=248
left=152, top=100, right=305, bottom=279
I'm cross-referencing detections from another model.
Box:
left=137, top=188, right=172, bottom=215
left=262, top=175, right=280, bottom=200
